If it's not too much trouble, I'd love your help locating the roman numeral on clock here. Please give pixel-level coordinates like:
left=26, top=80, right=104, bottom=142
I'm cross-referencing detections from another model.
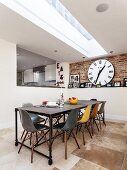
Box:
left=108, top=65, right=111, bottom=68
left=89, top=77, right=93, bottom=81
left=99, top=60, right=102, bottom=64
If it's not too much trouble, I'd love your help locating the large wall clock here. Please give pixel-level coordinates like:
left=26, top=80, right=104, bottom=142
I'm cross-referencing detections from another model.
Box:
left=88, top=59, right=114, bottom=86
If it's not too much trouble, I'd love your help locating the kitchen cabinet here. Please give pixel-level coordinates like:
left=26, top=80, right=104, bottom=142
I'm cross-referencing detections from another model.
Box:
left=45, top=64, right=56, bottom=81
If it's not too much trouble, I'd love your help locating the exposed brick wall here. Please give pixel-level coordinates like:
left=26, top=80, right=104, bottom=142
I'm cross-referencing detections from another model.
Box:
left=70, top=54, right=127, bottom=86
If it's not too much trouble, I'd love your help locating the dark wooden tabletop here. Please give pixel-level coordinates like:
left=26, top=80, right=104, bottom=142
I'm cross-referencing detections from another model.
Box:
left=15, top=100, right=103, bottom=117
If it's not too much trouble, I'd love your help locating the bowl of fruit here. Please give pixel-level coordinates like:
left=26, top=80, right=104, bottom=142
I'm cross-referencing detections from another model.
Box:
left=69, top=97, right=78, bottom=105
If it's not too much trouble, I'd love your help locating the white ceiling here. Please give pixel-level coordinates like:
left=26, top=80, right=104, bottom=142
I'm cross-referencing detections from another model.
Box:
left=60, top=0, right=127, bottom=56
left=0, top=0, right=127, bottom=63
left=0, top=3, right=83, bottom=63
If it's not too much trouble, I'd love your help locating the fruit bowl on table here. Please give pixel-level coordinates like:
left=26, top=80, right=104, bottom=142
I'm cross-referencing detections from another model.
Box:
left=68, top=97, right=78, bottom=105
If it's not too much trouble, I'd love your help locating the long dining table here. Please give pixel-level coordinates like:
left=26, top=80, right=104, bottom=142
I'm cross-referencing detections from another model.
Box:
left=15, top=100, right=103, bottom=165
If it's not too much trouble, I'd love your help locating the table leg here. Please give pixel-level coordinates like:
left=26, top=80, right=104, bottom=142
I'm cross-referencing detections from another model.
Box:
left=15, top=109, right=18, bottom=146
left=62, top=113, right=66, bottom=142
left=48, top=115, right=53, bottom=165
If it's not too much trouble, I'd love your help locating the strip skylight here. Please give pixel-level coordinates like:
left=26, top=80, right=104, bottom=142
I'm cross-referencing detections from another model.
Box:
left=0, top=0, right=107, bottom=57
left=47, top=0, right=93, bottom=41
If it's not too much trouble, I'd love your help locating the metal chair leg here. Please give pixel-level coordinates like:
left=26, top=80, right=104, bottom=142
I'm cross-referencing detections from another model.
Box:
left=31, top=133, right=35, bottom=163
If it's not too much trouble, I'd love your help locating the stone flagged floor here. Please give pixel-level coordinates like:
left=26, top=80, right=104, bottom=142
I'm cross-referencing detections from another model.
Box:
left=0, top=121, right=127, bottom=170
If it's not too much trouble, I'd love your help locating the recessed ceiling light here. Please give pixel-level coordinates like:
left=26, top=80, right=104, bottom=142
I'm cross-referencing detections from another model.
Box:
left=110, top=51, right=114, bottom=54
left=96, top=3, right=109, bottom=12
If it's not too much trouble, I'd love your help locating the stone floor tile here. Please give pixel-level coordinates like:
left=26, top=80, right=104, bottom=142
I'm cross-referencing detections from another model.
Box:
left=72, top=144, right=125, bottom=170
left=70, top=159, right=109, bottom=170
left=121, top=154, right=127, bottom=170
left=0, top=121, right=127, bottom=170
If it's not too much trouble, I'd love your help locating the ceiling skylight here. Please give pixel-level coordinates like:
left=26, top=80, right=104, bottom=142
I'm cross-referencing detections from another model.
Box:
left=47, top=0, right=93, bottom=41
left=0, top=0, right=107, bottom=57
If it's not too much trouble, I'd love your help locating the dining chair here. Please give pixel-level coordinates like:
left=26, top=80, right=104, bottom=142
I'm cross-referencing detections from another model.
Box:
left=89, top=103, right=100, bottom=135
left=79, top=99, right=97, bottom=117
left=97, top=101, right=106, bottom=128
left=77, top=104, right=92, bottom=145
left=18, top=109, right=49, bottom=163
left=52, top=109, right=80, bottom=160
left=90, top=98, right=97, bottom=111
left=20, top=103, right=47, bottom=140
left=22, top=103, right=47, bottom=123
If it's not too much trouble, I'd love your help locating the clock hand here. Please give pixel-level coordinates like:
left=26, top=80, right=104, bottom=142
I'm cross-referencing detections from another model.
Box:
left=95, top=65, right=106, bottom=84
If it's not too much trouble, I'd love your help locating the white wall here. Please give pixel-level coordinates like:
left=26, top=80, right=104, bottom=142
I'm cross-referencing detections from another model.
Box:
left=0, top=39, right=67, bottom=129
left=0, top=39, right=16, bottom=129
left=0, top=39, right=127, bottom=129
left=67, top=88, right=127, bottom=120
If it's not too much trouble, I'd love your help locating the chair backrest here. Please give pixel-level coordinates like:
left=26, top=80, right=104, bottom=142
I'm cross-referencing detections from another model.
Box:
left=91, top=103, right=99, bottom=118
left=90, top=99, right=97, bottom=101
left=62, top=109, right=79, bottom=131
left=79, top=104, right=92, bottom=123
left=22, top=103, right=37, bottom=117
left=98, top=101, right=106, bottom=114
left=22, top=103, right=33, bottom=107
left=90, top=99, right=97, bottom=109
left=19, top=109, right=37, bottom=132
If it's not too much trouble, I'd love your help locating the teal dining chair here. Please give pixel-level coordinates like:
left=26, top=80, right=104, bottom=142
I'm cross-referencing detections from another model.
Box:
left=52, top=109, right=80, bottom=159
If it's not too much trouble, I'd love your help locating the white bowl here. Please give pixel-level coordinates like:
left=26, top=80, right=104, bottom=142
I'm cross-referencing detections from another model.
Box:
left=46, top=102, right=58, bottom=107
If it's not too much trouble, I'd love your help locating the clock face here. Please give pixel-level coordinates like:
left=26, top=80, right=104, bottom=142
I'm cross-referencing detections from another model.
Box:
left=88, top=59, right=114, bottom=86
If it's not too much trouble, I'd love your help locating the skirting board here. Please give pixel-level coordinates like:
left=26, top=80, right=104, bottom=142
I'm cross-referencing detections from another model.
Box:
left=105, top=114, right=127, bottom=121
left=0, top=121, right=15, bottom=130
left=0, top=119, right=20, bottom=130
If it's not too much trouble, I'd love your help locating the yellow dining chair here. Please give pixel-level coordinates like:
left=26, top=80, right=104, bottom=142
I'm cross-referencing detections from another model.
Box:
left=77, top=104, right=92, bottom=145
left=90, top=103, right=100, bottom=135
